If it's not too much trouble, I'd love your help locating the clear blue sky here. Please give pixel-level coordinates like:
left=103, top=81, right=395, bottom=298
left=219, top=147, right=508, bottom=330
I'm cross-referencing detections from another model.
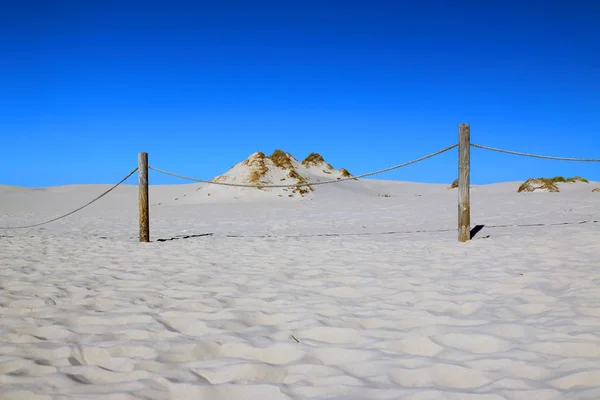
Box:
left=1, top=0, right=598, bottom=187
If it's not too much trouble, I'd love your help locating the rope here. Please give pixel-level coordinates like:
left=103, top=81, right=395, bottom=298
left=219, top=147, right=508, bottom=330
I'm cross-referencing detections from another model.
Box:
left=471, top=143, right=600, bottom=162
left=0, top=168, right=138, bottom=230
left=149, top=143, right=458, bottom=188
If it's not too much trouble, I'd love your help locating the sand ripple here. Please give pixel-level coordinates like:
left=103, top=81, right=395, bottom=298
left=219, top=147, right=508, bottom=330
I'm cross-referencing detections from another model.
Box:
left=1, top=208, right=599, bottom=399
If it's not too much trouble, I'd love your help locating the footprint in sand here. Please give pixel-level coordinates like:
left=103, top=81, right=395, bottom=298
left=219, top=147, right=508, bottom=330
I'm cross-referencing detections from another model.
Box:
left=24, top=325, right=74, bottom=341
left=511, top=303, right=553, bottom=315
left=382, top=336, right=444, bottom=357
left=309, top=347, right=380, bottom=365
left=106, top=344, right=158, bottom=360
left=157, top=341, right=221, bottom=363
left=295, top=327, right=361, bottom=345
left=169, top=382, right=291, bottom=400
left=388, top=363, right=490, bottom=389
left=465, top=358, right=550, bottom=381
left=550, top=369, right=600, bottom=390
left=432, top=333, right=511, bottom=354
left=192, top=362, right=287, bottom=385
left=70, top=346, right=135, bottom=373
left=58, top=365, right=153, bottom=385
left=284, top=364, right=345, bottom=385
left=219, top=342, right=305, bottom=365
left=0, top=391, right=52, bottom=400
left=531, top=341, right=600, bottom=358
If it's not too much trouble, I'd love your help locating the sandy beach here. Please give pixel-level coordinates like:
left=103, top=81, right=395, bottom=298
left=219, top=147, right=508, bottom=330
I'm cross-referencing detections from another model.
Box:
left=1, top=179, right=599, bottom=399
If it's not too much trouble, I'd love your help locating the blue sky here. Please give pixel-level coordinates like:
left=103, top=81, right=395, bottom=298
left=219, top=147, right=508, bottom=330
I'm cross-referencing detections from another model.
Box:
left=1, top=0, right=598, bottom=187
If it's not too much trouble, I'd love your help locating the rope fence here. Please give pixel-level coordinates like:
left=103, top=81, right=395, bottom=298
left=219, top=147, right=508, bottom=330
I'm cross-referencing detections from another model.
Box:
left=0, top=168, right=138, bottom=230
left=0, top=123, right=597, bottom=242
left=471, top=143, right=600, bottom=162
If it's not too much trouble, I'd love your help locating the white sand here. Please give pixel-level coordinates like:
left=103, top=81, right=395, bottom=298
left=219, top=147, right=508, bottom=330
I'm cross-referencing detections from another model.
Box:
left=1, top=178, right=599, bottom=399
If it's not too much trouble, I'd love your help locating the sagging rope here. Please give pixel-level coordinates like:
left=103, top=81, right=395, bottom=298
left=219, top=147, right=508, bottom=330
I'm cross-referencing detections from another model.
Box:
left=471, top=143, right=600, bottom=162
left=0, top=168, right=138, bottom=230
left=149, top=143, right=459, bottom=188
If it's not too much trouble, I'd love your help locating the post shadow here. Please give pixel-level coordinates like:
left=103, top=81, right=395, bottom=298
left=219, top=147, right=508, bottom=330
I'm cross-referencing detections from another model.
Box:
left=470, top=224, right=485, bottom=239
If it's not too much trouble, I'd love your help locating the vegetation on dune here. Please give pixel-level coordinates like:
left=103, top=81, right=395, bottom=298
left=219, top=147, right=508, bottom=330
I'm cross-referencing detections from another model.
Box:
left=287, top=170, right=313, bottom=195
left=287, top=169, right=306, bottom=183
left=518, top=175, right=590, bottom=193
left=292, top=185, right=312, bottom=195
left=592, top=187, right=600, bottom=192
left=549, top=176, right=567, bottom=183
left=340, top=168, right=356, bottom=179
left=243, top=152, right=270, bottom=185
left=449, top=178, right=459, bottom=189
left=518, top=178, right=560, bottom=193
left=546, top=176, right=588, bottom=184
left=270, top=149, right=295, bottom=170
left=243, top=152, right=267, bottom=161
left=302, top=152, right=333, bottom=169
left=211, top=175, right=228, bottom=183
left=566, top=176, right=589, bottom=183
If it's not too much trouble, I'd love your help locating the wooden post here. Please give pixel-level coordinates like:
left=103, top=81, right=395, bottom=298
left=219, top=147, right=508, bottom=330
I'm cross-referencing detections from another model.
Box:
left=458, top=123, right=471, bottom=242
left=138, top=152, right=150, bottom=242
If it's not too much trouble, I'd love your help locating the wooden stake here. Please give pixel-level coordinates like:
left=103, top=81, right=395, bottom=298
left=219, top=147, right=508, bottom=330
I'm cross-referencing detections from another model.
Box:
left=458, top=123, right=471, bottom=242
left=138, top=152, right=150, bottom=242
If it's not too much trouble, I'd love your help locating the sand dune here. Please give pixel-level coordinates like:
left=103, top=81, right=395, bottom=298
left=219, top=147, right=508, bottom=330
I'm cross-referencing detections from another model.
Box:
left=1, top=179, right=599, bottom=399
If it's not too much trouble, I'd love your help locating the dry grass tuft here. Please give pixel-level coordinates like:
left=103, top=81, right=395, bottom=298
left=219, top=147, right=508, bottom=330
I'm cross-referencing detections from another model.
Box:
left=244, top=152, right=270, bottom=185
left=211, top=175, right=228, bottom=183
left=550, top=176, right=567, bottom=183
left=292, top=186, right=312, bottom=195
left=449, top=178, right=459, bottom=189
left=566, top=176, right=589, bottom=183
left=242, top=152, right=267, bottom=165
left=340, top=168, right=352, bottom=177
left=302, top=153, right=333, bottom=169
left=517, top=175, right=589, bottom=193
left=518, top=178, right=560, bottom=193
left=340, top=168, right=358, bottom=181
left=287, top=169, right=313, bottom=195
left=287, top=169, right=305, bottom=182
left=270, top=150, right=295, bottom=170
left=592, top=187, right=600, bottom=192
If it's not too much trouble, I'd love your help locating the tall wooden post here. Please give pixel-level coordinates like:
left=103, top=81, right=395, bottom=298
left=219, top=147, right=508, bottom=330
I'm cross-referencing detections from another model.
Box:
left=138, top=152, right=150, bottom=242
left=458, top=123, right=471, bottom=242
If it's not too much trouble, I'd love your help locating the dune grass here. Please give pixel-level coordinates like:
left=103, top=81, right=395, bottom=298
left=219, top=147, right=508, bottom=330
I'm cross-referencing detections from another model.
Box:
left=270, top=150, right=295, bottom=170
left=518, top=175, right=590, bottom=193
left=302, top=153, right=334, bottom=170
left=518, top=178, right=560, bottom=193
left=243, top=152, right=270, bottom=185
left=340, top=168, right=357, bottom=180
left=566, top=176, right=589, bottom=183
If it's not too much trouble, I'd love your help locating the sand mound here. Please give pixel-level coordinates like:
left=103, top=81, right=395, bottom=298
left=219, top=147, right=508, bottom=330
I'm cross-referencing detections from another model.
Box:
left=199, top=150, right=355, bottom=200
